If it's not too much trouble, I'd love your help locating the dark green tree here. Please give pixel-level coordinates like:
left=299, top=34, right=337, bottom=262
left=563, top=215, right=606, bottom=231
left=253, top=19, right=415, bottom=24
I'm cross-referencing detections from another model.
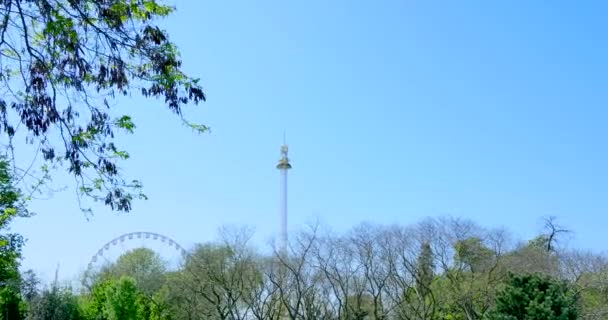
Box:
left=416, top=241, right=434, bottom=298
left=486, top=273, right=578, bottom=320
left=0, top=0, right=206, bottom=212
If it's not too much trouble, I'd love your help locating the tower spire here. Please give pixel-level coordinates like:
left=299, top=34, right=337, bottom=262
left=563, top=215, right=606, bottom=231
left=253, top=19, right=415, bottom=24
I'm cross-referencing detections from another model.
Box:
left=276, top=136, right=291, bottom=253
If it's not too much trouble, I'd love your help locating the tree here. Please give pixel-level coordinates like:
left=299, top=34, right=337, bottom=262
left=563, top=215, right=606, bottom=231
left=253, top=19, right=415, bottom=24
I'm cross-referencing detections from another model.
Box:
left=268, top=225, right=332, bottom=320
left=313, top=231, right=362, bottom=320
left=501, top=240, right=558, bottom=277
left=454, top=237, right=494, bottom=274
left=416, top=242, right=434, bottom=299
left=557, top=249, right=608, bottom=320
left=541, top=217, right=571, bottom=253
left=486, top=273, right=578, bottom=320
left=0, top=158, right=27, bottom=283
left=26, top=284, right=81, bottom=320
left=103, top=277, right=147, bottom=320
left=0, top=285, right=24, bottom=320
left=20, top=270, right=40, bottom=304
left=0, top=0, right=206, bottom=212
left=94, top=247, right=167, bottom=296
left=82, top=276, right=149, bottom=320
left=81, top=277, right=110, bottom=319
left=0, top=157, right=28, bottom=320
left=388, top=240, right=436, bottom=320
left=429, top=218, right=508, bottom=320
left=349, top=224, right=390, bottom=320
left=177, top=242, right=259, bottom=320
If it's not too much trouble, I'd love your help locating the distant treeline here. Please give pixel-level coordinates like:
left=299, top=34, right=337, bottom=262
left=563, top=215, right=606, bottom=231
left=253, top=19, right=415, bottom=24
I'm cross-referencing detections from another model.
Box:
left=8, top=217, right=608, bottom=319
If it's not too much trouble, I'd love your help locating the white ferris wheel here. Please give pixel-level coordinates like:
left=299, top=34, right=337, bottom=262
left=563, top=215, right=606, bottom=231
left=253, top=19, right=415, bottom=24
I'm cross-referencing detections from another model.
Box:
left=82, top=231, right=188, bottom=289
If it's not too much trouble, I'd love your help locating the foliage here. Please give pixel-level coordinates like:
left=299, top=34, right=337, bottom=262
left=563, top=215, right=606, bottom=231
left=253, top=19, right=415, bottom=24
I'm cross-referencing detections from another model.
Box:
left=176, top=243, right=260, bottom=319
left=10, top=217, right=608, bottom=320
left=502, top=239, right=559, bottom=277
left=432, top=232, right=504, bottom=320
left=82, top=276, right=150, bottom=320
left=0, top=157, right=26, bottom=284
left=80, top=277, right=110, bottom=319
left=0, top=0, right=206, bottom=212
left=20, top=270, right=40, bottom=304
left=486, top=273, right=578, bottom=320
left=0, top=286, right=24, bottom=320
left=0, top=158, right=27, bottom=320
left=95, top=248, right=166, bottom=296
left=416, top=241, right=434, bottom=298
left=102, top=277, right=147, bottom=320
left=26, top=284, right=81, bottom=320
left=454, top=237, right=494, bottom=273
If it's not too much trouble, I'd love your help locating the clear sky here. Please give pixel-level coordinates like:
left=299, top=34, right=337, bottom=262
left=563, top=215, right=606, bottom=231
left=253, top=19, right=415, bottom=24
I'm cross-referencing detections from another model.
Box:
left=12, top=0, right=608, bottom=282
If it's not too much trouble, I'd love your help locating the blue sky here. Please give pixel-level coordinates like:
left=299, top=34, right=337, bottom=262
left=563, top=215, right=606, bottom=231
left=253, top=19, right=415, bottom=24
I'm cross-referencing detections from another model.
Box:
left=12, top=0, right=608, bottom=282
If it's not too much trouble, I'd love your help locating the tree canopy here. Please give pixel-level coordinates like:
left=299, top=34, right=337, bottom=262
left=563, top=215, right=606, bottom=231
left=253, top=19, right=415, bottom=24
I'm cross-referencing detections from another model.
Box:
left=486, top=273, right=578, bottom=320
left=3, top=217, right=606, bottom=320
left=0, top=0, right=206, bottom=212
left=0, top=157, right=27, bottom=319
left=93, top=248, right=167, bottom=296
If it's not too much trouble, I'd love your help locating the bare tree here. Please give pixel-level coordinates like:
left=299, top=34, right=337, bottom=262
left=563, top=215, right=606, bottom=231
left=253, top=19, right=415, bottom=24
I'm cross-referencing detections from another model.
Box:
left=313, top=232, right=359, bottom=319
left=380, top=226, right=434, bottom=319
left=558, top=249, right=608, bottom=320
left=243, top=256, right=283, bottom=320
left=542, top=216, right=572, bottom=252
left=175, top=229, right=258, bottom=320
left=268, top=224, right=330, bottom=320
left=350, top=223, right=392, bottom=320
left=151, top=217, right=608, bottom=320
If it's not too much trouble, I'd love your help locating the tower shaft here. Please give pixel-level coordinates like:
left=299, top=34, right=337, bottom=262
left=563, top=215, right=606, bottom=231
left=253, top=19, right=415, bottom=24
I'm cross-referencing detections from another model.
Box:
left=280, top=169, right=288, bottom=252
left=276, top=144, right=291, bottom=253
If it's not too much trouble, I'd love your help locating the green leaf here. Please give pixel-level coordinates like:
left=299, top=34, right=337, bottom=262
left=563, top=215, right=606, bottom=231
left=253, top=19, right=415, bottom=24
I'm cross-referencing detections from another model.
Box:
left=2, top=208, right=17, bottom=219
left=93, top=178, right=104, bottom=191
left=80, top=186, right=94, bottom=194
left=116, top=115, right=136, bottom=133
left=183, top=120, right=210, bottom=134
left=112, top=150, right=130, bottom=160
left=143, top=1, right=174, bottom=16
left=0, top=49, right=19, bottom=59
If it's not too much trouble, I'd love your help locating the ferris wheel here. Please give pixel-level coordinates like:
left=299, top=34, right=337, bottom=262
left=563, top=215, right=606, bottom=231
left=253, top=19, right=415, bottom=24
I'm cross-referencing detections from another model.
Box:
left=82, top=232, right=188, bottom=289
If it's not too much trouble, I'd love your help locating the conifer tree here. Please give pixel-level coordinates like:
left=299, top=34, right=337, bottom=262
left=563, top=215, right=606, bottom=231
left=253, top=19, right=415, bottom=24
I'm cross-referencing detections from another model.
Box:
left=486, top=273, right=578, bottom=320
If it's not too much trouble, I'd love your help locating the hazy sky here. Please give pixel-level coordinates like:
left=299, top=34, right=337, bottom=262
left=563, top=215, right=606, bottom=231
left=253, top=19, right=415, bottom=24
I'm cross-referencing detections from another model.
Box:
left=12, top=0, right=608, bottom=282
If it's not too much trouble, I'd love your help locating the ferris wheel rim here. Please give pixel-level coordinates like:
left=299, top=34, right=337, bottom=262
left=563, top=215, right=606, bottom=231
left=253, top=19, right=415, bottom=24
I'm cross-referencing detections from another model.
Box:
left=82, top=231, right=188, bottom=288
